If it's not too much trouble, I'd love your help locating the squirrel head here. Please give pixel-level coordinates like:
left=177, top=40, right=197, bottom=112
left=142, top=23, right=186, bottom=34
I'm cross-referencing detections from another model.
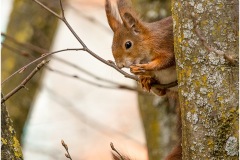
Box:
left=105, top=0, right=152, bottom=68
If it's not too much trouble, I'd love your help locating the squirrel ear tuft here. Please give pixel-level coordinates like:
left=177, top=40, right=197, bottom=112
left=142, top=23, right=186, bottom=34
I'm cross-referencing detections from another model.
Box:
left=117, top=0, right=143, bottom=33
left=105, top=0, right=120, bottom=32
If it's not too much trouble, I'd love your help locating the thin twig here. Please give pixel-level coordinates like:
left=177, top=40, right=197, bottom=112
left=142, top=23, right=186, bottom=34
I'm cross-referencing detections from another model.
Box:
left=61, top=140, right=73, bottom=160
left=1, top=48, right=84, bottom=85
left=153, top=80, right=178, bottom=89
left=33, top=0, right=62, bottom=19
left=47, top=87, right=144, bottom=145
left=1, top=32, right=48, bottom=54
left=52, top=57, right=123, bottom=85
left=2, top=32, right=48, bottom=55
left=110, top=142, right=124, bottom=160
left=1, top=42, right=32, bottom=58
left=59, top=0, right=65, bottom=18
left=47, top=66, right=137, bottom=91
left=1, top=60, right=49, bottom=104
left=33, top=0, right=87, bottom=48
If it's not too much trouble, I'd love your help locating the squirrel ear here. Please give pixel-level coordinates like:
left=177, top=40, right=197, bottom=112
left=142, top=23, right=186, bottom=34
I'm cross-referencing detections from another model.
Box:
left=117, top=0, right=143, bottom=33
left=122, top=12, right=136, bottom=29
left=105, top=0, right=120, bottom=32
left=122, top=12, right=142, bottom=33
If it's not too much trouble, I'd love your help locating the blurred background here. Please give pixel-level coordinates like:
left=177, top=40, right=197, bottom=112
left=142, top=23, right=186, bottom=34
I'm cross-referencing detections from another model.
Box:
left=1, top=0, right=177, bottom=160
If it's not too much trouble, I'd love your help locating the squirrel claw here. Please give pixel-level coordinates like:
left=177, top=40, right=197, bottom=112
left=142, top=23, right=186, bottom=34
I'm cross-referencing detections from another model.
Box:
left=139, top=76, right=167, bottom=96
left=139, top=76, right=153, bottom=92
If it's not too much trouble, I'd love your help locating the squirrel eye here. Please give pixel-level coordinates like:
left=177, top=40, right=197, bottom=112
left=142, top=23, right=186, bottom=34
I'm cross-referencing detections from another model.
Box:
left=125, top=41, right=132, bottom=49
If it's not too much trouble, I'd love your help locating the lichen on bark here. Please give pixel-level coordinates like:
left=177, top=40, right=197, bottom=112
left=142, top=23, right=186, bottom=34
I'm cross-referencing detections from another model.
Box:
left=1, top=94, right=23, bottom=160
left=172, top=0, right=239, bottom=159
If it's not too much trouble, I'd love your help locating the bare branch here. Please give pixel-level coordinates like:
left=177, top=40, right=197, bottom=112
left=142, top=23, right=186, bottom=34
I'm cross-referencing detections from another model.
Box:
left=153, top=80, right=178, bottom=89
left=47, top=66, right=138, bottom=91
left=52, top=57, right=123, bottom=85
left=110, top=142, right=132, bottom=160
left=110, top=142, right=124, bottom=160
left=1, top=48, right=84, bottom=85
left=33, top=0, right=62, bottom=19
left=1, top=42, right=32, bottom=58
left=1, top=32, right=48, bottom=53
left=61, top=140, right=73, bottom=160
left=1, top=60, right=49, bottom=104
left=47, top=87, right=144, bottom=145
left=59, top=0, right=65, bottom=18
left=34, top=0, right=87, bottom=48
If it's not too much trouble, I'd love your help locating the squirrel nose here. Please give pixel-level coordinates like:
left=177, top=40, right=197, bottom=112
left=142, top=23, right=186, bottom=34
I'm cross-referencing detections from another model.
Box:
left=124, top=60, right=132, bottom=68
left=116, top=60, right=133, bottom=69
left=116, top=63, right=124, bottom=69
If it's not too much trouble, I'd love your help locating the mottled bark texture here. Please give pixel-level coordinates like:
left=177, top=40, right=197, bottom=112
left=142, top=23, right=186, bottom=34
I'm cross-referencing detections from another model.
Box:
left=1, top=0, right=60, bottom=141
left=172, top=0, right=239, bottom=159
left=1, top=94, right=23, bottom=160
left=132, top=0, right=178, bottom=159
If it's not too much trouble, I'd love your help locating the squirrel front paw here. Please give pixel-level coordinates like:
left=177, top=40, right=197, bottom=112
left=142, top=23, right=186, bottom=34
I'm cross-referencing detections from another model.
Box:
left=130, top=64, right=152, bottom=75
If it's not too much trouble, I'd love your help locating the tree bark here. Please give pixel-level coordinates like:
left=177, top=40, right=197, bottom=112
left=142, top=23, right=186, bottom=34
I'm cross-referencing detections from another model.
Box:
left=172, top=0, right=239, bottom=159
left=1, top=94, right=23, bottom=160
left=1, top=0, right=60, bottom=141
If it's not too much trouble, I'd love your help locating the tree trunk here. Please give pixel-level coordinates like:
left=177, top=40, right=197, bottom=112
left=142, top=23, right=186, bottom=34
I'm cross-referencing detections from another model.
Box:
left=172, top=0, right=239, bottom=159
left=133, top=0, right=178, bottom=159
left=1, top=0, right=60, bottom=141
left=1, top=94, right=23, bottom=160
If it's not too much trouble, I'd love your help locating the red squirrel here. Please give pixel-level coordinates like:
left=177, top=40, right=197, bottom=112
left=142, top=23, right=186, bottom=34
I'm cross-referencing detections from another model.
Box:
left=105, top=0, right=177, bottom=96
left=105, top=0, right=181, bottom=159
